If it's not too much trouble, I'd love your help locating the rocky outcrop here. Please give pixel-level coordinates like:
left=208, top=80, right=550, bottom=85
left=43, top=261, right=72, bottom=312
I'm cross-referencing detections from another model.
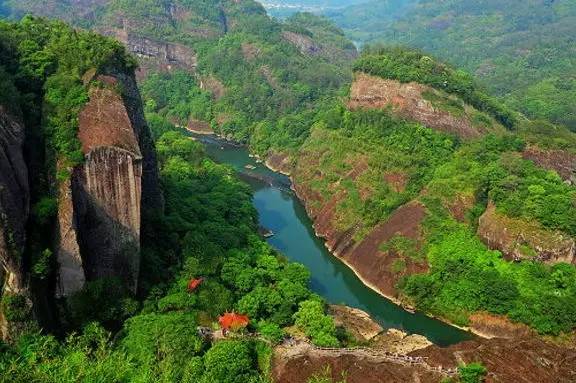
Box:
left=56, top=72, right=160, bottom=296
left=328, top=305, right=383, bottom=341
left=265, top=151, right=292, bottom=175
left=477, top=202, right=575, bottom=264
left=282, top=31, right=323, bottom=56
left=371, top=329, right=432, bottom=354
left=186, top=119, right=213, bottom=135
left=273, top=336, right=576, bottom=383
left=107, top=27, right=197, bottom=80
left=348, top=73, right=502, bottom=140
left=522, top=145, right=576, bottom=184
left=0, top=106, right=30, bottom=339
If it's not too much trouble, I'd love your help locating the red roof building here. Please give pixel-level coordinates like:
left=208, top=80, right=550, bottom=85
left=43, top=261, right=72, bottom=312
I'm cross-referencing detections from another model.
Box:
left=218, top=312, right=249, bottom=331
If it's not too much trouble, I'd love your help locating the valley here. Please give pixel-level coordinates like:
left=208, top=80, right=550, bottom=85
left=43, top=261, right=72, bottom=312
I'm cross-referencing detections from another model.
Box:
left=0, top=1, right=575, bottom=382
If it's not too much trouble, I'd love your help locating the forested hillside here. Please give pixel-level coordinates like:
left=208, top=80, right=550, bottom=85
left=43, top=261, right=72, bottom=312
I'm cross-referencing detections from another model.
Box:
left=290, top=47, right=576, bottom=336
left=3, top=0, right=355, bottom=150
left=327, top=0, right=576, bottom=130
left=0, top=17, right=340, bottom=382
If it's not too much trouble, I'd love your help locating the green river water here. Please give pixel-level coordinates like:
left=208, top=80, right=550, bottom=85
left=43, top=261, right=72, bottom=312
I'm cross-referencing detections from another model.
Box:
left=194, top=134, right=471, bottom=346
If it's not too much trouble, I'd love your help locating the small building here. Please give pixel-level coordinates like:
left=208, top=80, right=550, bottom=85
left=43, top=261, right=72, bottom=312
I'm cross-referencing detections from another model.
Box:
left=218, top=312, right=249, bottom=336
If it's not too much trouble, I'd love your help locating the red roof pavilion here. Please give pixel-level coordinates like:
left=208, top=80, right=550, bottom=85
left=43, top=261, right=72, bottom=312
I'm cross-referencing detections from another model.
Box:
left=218, top=312, right=249, bottom=331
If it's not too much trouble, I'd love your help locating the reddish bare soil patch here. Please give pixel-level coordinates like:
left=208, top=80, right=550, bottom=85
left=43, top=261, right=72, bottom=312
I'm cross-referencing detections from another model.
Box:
left=468, top=312, right=532, bottom=339
left=415, top=337, right=576, bottom=383
left=273, top=344, right=445, bottom=383
left=273, top=337, right=576, bottom=383
left=383, top=171, right=408, bottom=193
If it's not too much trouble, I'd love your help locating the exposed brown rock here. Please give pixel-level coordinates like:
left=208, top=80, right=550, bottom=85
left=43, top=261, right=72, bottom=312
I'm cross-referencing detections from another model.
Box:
left=445, top=193, right=475, bottom=222
left=55, top=166, right=85, bottom=298
left=293, top=144, right=428, bottom=300
left=0, top=107, right=29, bottom=294
left=241, top=42, right=260, bottom=61
left=414, top=337, right=576, bottom=383
left=468, top=312, right=532, bottom=339
left=265, top=151, right=293, bottom=175
left=282, top=31, right=323, bottom=56
left=272, top=341, right=448, bottom=383
left=348, top=73, right=501, bottom=140
left=78, top=76, right=141, bottom=155
left=477, top=202, right=575, bottom=264
left=340, top=201, right=428, bottom=300
left=186, top=119, right=213, bottom=135
left=371, top=328, right=432, bottom=354
left=522, top=144, right=576, bottom=184
left=200, top=75, right=226, bottom=100
left=106, top=28, right=197, bottom=80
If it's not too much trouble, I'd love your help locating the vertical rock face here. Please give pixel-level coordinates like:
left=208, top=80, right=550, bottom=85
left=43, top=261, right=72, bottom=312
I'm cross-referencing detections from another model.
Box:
left=0, top=106, right=30, bottom=338
left=0, top=107, right=29, bottom=293
left=56, top=72, right=161, bottom=296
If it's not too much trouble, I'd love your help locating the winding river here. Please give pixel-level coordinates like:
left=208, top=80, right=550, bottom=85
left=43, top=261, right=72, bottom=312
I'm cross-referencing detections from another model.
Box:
left=193, top=134, right=471, bottom=346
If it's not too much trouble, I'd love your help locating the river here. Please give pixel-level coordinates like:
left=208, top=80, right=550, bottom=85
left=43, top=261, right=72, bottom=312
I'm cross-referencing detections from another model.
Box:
left=193, top=134, right=471, bottom=346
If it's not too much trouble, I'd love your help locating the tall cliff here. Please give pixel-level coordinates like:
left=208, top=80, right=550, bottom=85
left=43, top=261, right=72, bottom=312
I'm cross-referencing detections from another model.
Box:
left=56, top=71, right=161, bottom=297
left=0, top=106, right=30, bottom=339
left=0, top=18, right=162, bottom=337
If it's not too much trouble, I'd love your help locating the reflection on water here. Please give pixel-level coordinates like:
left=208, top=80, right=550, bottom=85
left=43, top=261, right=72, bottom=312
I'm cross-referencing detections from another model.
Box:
left=193, top=133, right=471, bottom=346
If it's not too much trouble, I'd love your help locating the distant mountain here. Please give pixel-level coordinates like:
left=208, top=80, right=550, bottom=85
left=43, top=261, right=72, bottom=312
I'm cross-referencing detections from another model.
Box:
left=260, top=0, right=369, bottom=18
left=324, top=0, right=416, bottom=43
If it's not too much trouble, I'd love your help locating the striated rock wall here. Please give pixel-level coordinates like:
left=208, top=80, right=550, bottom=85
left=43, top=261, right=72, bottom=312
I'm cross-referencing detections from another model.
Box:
left=55, top=169, right=85, bottom=297
left=109, top=27, right=197, bottom=80
left=0, top=107, right=29, bottom=294
left=477, top=202, right=575, bottom=264
left=0, top=106, right=30, bottom=339
left=72, top=147, right=142, bottom=292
